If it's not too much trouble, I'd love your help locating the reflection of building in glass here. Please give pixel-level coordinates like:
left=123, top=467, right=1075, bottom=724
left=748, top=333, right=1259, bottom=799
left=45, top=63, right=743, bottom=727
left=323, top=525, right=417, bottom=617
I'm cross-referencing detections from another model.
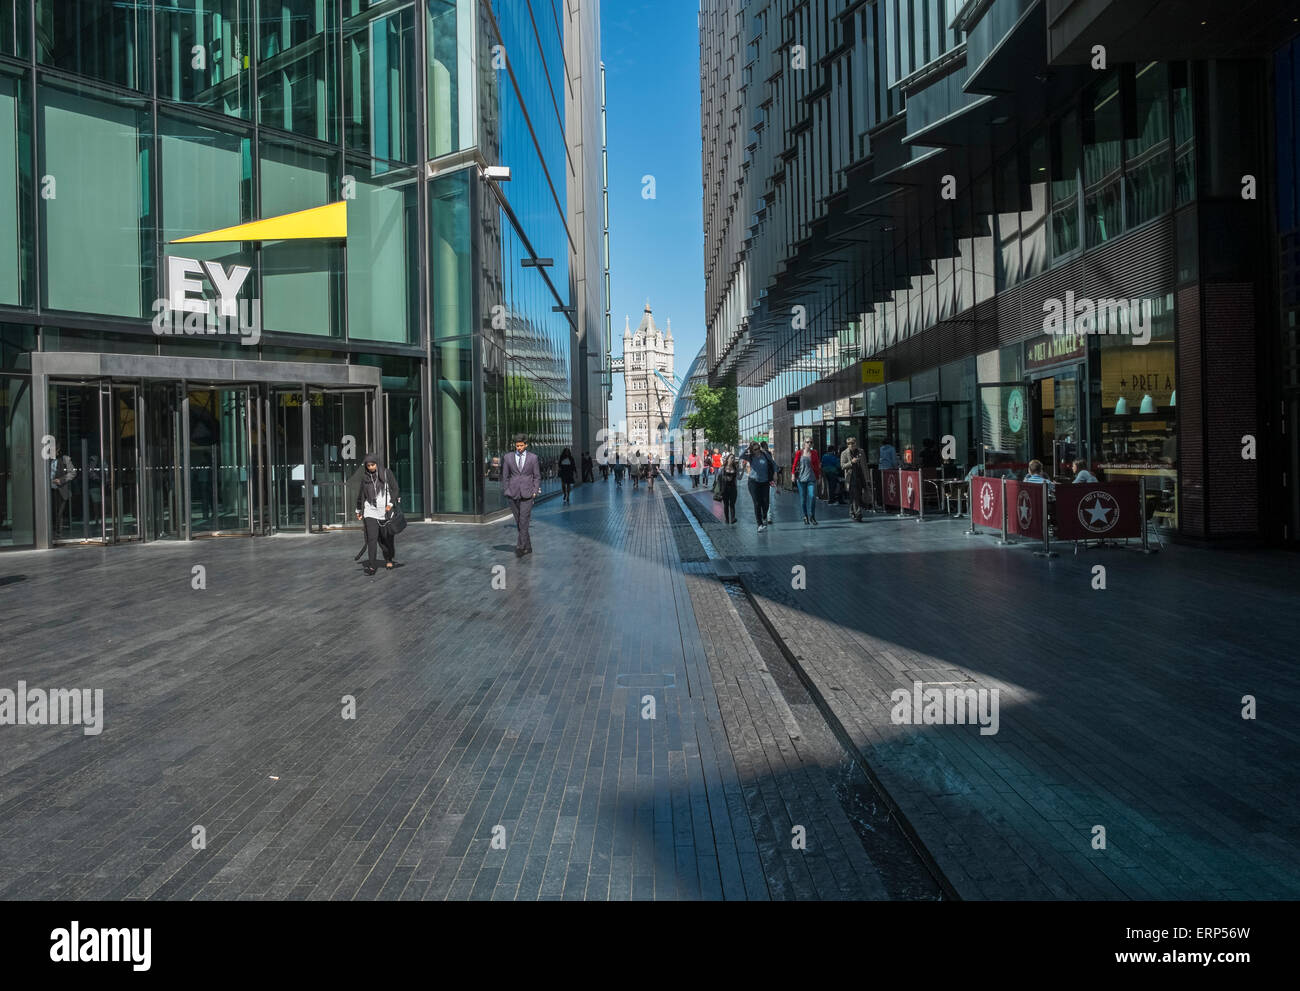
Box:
left=700, top=0, right=1300, bottom=544
left=0, top=0, right=606, bottom=549
left=669, top=345, right=709, bottom=434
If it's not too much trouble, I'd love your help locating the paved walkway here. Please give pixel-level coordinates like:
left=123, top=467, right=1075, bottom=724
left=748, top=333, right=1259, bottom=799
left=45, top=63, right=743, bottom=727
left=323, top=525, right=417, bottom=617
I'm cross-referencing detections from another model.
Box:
left=0, top=479, right=922, bottom=900
left=670, top=472, right=1300, bottom=899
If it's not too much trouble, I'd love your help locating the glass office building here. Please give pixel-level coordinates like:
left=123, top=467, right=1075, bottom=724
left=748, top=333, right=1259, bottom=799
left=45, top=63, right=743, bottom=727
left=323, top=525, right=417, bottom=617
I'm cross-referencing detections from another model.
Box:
left=0, top=0, right=606, bottom=550
left=700, top=0, right=1300, bottom=543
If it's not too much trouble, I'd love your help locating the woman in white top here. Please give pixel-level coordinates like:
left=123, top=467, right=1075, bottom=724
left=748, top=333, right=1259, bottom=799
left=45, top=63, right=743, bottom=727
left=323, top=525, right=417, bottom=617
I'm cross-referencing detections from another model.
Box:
left=355, top=452, right=400, bottom=574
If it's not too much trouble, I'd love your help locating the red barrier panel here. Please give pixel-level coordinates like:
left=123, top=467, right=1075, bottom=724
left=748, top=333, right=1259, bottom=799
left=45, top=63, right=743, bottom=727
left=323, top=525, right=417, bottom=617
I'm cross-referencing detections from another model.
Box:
left=1004, top=480, right=1045, bottom=540
left=900, top=469, right=922, bottom=512
left=882, top=468, right=901, bottom=508
left=1054, top=482, right=1141, bottom=540
left=970, top=476, right=1003, bottom=532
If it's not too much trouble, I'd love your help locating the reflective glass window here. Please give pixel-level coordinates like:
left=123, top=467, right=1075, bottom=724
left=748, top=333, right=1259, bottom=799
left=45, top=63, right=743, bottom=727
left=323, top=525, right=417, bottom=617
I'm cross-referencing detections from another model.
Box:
left=430, top=166, right=472, bottom=340
left=35, top=0, right=151, bottom=92
left=427, top=0, right=476, bottom=158
left=344, top=3, right=417, bottom=164
left=0, top=70, right=26, bottom=306
left=258, top=0, right=337, bottom=143
left=159, top=115, right=252, bottom=326
left=1, top=0, right=26, bottom=58
left=1, top=373, right=33, bottom=546
left=346, top=163, right=418, bottom=342
left=155, top=0, right=254, bottom=118
left=1125, top=62, right=1171, bottom=228
left=39, top=82, right=153, bottom=317
left=1084, top=72, right=1123, bottom=247
left=1050, top=108, right=1080, bottom=258
left=259, top=141, right=341, bottom=336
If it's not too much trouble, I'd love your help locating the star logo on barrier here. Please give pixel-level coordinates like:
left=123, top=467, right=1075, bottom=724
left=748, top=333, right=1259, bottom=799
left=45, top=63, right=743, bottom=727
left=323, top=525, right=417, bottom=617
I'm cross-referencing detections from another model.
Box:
left=1018, top=491, right=1032, bottom=528
left=1078, top=490, right=1120, bottom=534
left=979, top=481, right=994, bottom=521
left=906, top=477, right=914, bottom=504
left=887, top=475, right=897, bottom=498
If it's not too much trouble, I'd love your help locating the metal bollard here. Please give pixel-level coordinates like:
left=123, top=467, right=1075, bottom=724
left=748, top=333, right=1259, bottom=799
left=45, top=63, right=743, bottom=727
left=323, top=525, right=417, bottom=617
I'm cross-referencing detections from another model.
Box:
left=996, top=478, right=1012, bottom=545
left=965, top=479, right=979, bottom=536
left=1033, top=481, right=1056, bottom=558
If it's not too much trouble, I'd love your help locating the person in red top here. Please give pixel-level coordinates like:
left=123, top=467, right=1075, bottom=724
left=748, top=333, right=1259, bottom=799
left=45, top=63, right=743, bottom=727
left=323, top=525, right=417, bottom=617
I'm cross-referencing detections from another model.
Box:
left=791, top=439, right=823, bottom=524
left=687, top=450, right=701, bottom=487
left=711, top=451, right=722, bottom=473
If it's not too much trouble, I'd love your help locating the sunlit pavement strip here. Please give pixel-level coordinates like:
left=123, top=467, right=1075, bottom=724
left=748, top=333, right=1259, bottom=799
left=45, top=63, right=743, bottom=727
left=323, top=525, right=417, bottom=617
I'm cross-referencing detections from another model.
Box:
left=0, top=481, right=892, bottom=900
left=667, top=474, right=1300, bottom=899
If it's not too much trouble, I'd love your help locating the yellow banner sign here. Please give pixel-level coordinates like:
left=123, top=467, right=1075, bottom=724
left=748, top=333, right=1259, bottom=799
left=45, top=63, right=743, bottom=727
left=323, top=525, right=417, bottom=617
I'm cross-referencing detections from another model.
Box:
left=861, top=361, right=884, bottom=384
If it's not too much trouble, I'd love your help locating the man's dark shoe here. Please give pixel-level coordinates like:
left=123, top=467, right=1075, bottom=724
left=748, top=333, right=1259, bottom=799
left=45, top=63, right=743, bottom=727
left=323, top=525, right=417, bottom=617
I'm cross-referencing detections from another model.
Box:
left=811, top=517, right=818, bottom=525
left=363, top=564, right=376, bottom=575
left=524, top=547, right=533, bottom=554
left=514, top=547, right=524, bottom=557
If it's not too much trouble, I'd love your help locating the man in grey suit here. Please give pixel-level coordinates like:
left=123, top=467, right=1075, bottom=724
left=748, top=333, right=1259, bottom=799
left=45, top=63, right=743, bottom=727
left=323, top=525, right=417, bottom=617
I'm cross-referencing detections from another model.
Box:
left=502, top=433, right=541, bottom=556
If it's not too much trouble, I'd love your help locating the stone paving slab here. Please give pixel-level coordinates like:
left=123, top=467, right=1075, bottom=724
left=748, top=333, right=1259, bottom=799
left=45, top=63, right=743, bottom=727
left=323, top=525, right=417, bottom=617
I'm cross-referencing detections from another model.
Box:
left=0, top=479, right=893, bottom=900
left=670, top=474, right=1300, bottom=900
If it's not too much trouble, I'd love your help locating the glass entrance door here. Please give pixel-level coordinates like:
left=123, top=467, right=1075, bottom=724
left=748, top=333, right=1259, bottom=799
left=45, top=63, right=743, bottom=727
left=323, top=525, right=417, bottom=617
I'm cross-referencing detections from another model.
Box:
left=271, top=389, right=307, bottom=531
left=49, top=383, right=104, bottom=543
left=186, top=387, right=251, bottom=535
left=309, top=389, right=370, bottom=531
left=1029, top=366, right=1082, bottom=478
left=143, top=382, right=182, bottom=540
left=49, top=382, right=141, bottom=543
left=104, top=384, right=140, bottom=542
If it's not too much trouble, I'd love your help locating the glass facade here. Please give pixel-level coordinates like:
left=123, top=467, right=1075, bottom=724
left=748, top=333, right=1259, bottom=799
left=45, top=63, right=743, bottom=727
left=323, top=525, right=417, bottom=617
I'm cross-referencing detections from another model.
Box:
left=703, top=0, right=1278, bottom=538
left=0, top=0, right=602, bottom=548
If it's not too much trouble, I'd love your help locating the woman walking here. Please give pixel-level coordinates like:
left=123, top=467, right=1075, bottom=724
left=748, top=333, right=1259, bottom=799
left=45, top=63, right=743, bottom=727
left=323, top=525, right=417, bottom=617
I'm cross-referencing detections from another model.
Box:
left=719, top=453, right=740, bottom=524
left=355, top=452, right=401, bottom=575
left=558, top=447, right=576, bottom=504
left=792, top=438, right=822, bottom=525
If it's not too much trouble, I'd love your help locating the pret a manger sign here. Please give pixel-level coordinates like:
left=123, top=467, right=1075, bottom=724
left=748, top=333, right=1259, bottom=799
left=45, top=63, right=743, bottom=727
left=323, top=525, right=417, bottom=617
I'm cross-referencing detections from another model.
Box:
left=151, top=201, right=347, bottom=345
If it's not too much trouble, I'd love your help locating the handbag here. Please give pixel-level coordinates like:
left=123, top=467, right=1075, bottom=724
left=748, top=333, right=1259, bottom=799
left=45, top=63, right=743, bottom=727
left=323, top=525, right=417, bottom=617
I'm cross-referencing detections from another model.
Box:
left=382, top=503, right=407, bottom=535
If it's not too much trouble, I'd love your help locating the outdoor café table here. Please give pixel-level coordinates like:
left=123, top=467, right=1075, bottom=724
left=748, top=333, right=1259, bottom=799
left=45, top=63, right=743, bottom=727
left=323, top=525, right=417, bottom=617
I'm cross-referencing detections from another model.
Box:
left=943, top=478, right=969, bottom=517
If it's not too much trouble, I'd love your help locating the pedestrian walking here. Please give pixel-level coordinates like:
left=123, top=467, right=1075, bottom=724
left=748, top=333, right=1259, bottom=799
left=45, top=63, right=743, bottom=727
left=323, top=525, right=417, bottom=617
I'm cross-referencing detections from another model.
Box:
left=822, top=447, right=842, bottom=504
left=718, top=453, right=740, bottom=523
left=632, top=450, right=642, bottom=490
left=648, top=452, right=659, bottom=491
left=558, top=447, right=576, bottom=504
left=841, top=437, right=867, bottom=521
left=745, top=441, right=776, bottom=531
left=792, top=439, right=822, bottom=525
left=761, top=442, right=776, bottom=522
left=503, top=433, right=541, bottom=556
left=354, top=452, right=401, bottom=575
left=687, top=450, right=700, bottom=486
left=581, top=451, right=595, bottom=483
left=614, top=452, right=624, bottom=487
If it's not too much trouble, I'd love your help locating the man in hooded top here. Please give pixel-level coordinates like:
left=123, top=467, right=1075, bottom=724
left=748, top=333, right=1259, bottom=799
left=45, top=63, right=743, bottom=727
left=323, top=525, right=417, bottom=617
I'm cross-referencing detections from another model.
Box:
left=355, top=452, right=401, bottom=575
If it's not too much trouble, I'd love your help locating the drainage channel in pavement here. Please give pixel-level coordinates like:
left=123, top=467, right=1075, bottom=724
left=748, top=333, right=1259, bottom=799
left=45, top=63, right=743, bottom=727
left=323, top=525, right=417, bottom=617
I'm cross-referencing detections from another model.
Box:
left=664, top=481, right=947, bottom=900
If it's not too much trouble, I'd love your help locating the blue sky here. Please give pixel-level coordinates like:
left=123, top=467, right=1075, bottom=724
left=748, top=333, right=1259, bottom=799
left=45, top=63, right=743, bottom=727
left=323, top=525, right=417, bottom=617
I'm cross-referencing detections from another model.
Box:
left=600, top=0, right=705, bottom=426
